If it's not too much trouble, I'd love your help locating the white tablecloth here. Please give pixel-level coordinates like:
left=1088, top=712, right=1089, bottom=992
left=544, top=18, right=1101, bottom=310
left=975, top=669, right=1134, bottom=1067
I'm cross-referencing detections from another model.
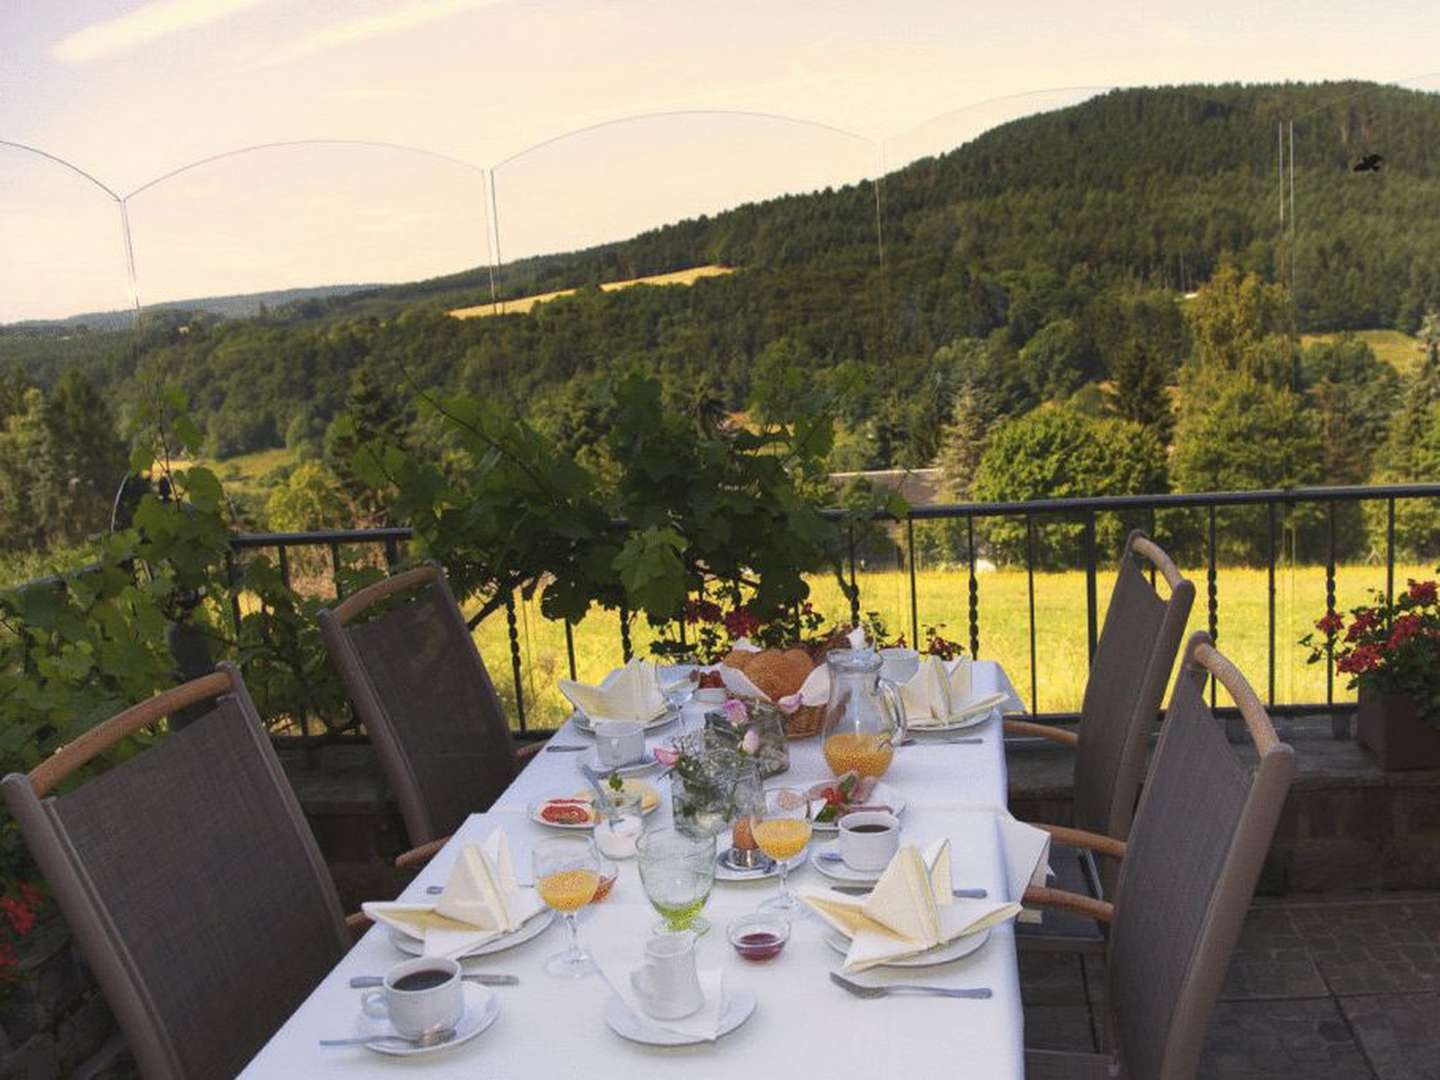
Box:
left=242, top=661, right=1029, bottom=1079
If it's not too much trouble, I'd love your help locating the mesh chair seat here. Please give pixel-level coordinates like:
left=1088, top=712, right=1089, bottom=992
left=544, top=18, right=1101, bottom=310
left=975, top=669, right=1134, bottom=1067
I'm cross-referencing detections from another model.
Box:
left=1025, top=1048, right=1121, bottom=1079
left=3, top=666, right=349, bottom=1080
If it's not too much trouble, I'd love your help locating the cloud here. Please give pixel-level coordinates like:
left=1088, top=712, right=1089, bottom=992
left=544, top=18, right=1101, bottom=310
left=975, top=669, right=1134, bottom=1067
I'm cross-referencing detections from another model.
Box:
left=264, top=0, right=509, bottom=66
left=52, top=0, right=271, bottom=64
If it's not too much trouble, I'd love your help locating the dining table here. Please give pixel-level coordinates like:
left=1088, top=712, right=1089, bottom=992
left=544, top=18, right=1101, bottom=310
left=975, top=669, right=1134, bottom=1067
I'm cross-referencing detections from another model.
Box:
left=242, top=662, right=1034, bottom=1079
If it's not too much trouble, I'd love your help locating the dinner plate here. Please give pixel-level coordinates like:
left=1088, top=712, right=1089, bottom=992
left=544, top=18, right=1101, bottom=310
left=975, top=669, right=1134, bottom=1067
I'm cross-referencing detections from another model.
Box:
left=585, top=749, right=657, bottom=776
left=389, top=906, right=555, bottom=959
left=570, top=707, right=679, bottom=736
left=604, top=989, right=756, bottom=1046
left=352, top=982, right=498, bottom=1056
left=714, top=846, right=809, bottom=883
left=822, top=927, right=992, bottom=968
left=811, top=840, right=883, bottom=885
left=906, top=703, right=1002, bottom=733
left=530, top=780, right=662, bottom=829
left=804, top=782, right=907, bottom=832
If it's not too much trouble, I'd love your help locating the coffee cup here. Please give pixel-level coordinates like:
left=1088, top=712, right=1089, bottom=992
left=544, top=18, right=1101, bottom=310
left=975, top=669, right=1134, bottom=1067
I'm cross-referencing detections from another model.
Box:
left=596, top=720, right=645, bottom=767
left=360, top=957, right=464, bottom=1039
left=629, top=931, right=703, bottom=1019
left=879, top=647, right=921, bottom=685
left=838, top=811, right=901, bottom=872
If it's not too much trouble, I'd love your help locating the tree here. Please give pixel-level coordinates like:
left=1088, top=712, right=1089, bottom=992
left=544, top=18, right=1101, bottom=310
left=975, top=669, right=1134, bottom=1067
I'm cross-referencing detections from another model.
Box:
left=1105, top=339, right=1174, bottom=447
left=1183, top=265, right=1296, bottom=389
left=1017, top=318, right=1097, bottom=401
left=38, top=371, right=129, bottom=542
left=324, top=363, right=408, bottom=527
left=1300, top=335, right=1400, bottom=484
left=970, top=403, right=1167, bottom=566
left=935, top=388, right=988, bottom=499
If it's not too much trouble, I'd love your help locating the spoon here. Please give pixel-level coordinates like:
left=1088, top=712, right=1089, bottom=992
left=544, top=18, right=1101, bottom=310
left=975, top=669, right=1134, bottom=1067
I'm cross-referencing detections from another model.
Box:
left=348, top=973, right=517, bottom=988
left=320, top=1027, right=457, bottom=1050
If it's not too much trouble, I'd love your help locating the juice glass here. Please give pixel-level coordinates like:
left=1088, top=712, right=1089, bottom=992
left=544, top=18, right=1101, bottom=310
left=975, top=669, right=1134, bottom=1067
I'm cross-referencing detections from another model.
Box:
left=533, top=837, right=601, bottom=978
left=750, top=787, right=813, bottom=916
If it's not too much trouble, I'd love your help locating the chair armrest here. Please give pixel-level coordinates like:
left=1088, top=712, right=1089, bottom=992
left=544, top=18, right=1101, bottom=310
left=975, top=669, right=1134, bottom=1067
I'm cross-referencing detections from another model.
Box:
left=394, top=835, right=450, bottom=872
left=1023, top=885, right=1114, bottom=923
left=1036, top=824, right=1127, bottom=861
left=515, top=739, right=547, bottom=763
left=1002, top=719, right=1080, bottom=747
left=344, top=911, right=373, bottom=939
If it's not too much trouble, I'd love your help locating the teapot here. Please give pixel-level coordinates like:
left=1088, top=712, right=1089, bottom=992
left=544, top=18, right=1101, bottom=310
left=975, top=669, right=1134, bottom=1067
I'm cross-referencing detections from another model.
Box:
left=819, top=648, right=907, bottom=779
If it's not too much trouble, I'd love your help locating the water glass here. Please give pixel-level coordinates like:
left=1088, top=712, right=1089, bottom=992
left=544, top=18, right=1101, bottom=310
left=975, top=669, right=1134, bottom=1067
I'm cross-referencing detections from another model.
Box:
left=636, top=827, right=716, bottom=935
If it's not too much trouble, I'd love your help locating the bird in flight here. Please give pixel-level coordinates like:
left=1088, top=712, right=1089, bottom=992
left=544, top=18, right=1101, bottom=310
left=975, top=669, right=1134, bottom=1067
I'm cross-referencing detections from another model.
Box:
left=1353, top=153, right=1384, bottom=173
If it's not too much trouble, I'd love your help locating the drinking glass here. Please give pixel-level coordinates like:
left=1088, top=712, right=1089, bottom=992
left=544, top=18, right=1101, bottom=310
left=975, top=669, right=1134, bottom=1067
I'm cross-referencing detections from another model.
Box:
left=533, top=837, right=601, bottom=978
left=751, top=786, right=813, bottom=916
left=636, top=827, right=716, bottom=935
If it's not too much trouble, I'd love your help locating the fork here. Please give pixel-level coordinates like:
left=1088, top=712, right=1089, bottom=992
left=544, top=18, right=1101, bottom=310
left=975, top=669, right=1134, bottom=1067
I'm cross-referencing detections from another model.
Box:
left=827, top=882, right=988, bottom=899
left=829, top=972, right=992, bottom=1000
left=899, top=736, right=983, bottom=746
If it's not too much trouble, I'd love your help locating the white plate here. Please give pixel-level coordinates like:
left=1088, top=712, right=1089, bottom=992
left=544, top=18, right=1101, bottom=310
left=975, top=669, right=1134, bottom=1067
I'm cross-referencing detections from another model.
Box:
left=389, top=907, right=555, bottom=959
left=530, top=781, right=663, bottom=829
left=803, top=782, right=907, bottom=832
left=906, top=704, right=1001, bottom=734
left=586, top=749, right=657, bottom=776
left=352, top=982, right=498, bottom=1057
left=570, top=708, right=679, bottom=736
left=714, top=847, right=809, bottom=883
left=811, top=841, right=883, bottom=885
left=822, top=927, right=992, bottom=968
left=604, top=989, right=756, bottom=1046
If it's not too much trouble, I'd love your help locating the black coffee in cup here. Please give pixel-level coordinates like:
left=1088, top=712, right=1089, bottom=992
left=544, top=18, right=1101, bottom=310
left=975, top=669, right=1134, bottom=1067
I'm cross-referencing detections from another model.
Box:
left=392, top=969, right=453, bottom=992
left=848, top=823, right=893, bottom=833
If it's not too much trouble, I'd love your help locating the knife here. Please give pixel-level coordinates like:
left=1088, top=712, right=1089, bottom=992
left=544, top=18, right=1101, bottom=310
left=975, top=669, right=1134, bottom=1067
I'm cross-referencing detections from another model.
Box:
left=348, top=973, right=519, bottom=988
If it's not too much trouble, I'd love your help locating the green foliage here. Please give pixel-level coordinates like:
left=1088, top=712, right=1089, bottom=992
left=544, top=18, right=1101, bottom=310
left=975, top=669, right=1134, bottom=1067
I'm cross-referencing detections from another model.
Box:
left=1183, top=264, right=1296, bottom=388
left=1105, top=339, right=1175, bottom=447
left=970, top=403, right=1167, bottom=566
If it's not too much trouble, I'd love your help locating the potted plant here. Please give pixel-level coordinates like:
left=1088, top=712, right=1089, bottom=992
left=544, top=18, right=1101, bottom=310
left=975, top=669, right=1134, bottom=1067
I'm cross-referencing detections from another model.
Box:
left=1304, top=578, right=1440, bottom=770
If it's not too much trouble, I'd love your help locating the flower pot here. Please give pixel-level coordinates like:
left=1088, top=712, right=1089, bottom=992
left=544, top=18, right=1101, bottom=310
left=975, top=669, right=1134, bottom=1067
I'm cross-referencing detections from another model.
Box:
left=1356, top=689, right=1440, bottom=771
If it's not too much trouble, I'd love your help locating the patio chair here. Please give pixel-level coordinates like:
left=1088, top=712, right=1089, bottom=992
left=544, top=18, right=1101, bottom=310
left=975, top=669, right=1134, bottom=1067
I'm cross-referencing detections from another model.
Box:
left=1022, top=633, right=1296, bottom=1079
left=1, top=664, right=352, bottom=1080
left=1010, top=530, right=1194, bottom=952
left=318, top=563, right=545, bottom=871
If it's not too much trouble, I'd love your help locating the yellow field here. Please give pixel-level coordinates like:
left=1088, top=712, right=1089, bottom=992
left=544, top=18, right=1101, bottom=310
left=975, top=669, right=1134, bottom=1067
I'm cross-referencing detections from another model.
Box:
left=448, top=265, right=734, bottom=319
left=471, top=561, right=1430, bottom=730
left=1302, top=329, right=1421, bottom=377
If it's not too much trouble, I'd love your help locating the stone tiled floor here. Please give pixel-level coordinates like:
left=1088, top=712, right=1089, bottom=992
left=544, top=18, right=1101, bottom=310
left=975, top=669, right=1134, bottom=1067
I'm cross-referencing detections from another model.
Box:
left=1020, top=893, right=1440, bottom=1079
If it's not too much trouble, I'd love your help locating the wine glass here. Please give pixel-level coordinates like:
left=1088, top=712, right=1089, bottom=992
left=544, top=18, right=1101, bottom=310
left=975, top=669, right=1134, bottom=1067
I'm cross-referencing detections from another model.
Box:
left=533, top=837, right=601, bottom=978
left=637, top=827, right=716, bottom=935
left=751, top=786, right=813, bottom=916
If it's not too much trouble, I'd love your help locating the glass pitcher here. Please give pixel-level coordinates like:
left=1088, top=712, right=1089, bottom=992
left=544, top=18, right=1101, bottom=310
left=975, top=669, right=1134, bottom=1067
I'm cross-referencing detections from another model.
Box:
left=819, top=649, right=907, bottom=778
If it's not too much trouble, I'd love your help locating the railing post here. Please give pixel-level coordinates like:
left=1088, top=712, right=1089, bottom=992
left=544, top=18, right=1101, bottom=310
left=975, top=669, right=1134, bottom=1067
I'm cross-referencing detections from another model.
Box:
left=1083, top=511, right=1098, bottom=664
left=564, top=620, right=578, bottom=681
left=505, top=593, right=526, bottom=731
left=1266, top=501, right=1277, bottom=707
left=966, top=515, right=979, bottom=659
left=1025, top=514, right=1038, bottom=715
left=277, top=544, right=291, bottom=589
left=906, top=517, right=919, bottom=649
left=619, top=600, right=633, bottom=663
left=225, top=551, right=242, bottom=639
left=383, top=535, right=400, bottom=568
left=1327, top=502, right=1345, bottom=738
left=847, top=523, right=860, bottom=628
left=329, top=542, right=343, bottom=599
left=1386, top=496, right=1396, bottom=611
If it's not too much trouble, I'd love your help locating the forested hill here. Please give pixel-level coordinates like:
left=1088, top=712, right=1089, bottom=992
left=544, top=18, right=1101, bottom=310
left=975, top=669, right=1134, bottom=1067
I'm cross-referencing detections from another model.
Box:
left=6, top=81, right=1440, bottom=467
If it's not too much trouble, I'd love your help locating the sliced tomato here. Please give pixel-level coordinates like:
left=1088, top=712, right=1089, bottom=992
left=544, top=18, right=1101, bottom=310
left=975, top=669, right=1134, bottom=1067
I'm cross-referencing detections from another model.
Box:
left=541, top=802, right=593, bottom=825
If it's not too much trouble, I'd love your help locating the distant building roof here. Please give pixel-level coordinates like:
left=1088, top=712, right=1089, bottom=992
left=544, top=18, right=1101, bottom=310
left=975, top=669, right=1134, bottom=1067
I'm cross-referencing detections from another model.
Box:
left=829, top=467, right=946, bottom=507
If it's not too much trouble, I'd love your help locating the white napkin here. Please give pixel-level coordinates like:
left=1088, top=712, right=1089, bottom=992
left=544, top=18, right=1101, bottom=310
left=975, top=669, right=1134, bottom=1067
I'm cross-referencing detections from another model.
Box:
left=998, top=812, right=1054, bottom=921
left=903, top=656, right=1011, bottom=729
left=605, top=966, right=727, bottom=1041
left=558, top=659, right=667, bottom=728
left=800, top=840, right=1023, bottom=971
left=362, top=828, right=546, bottom=958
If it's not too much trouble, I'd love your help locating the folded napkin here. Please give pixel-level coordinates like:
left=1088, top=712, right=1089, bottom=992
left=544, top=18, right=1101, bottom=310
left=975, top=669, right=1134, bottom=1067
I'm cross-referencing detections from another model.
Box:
left=800, top=840, right=1023, bottom=971
left=606, top=967, right=727, bottom=1041
left=363, top=828, right=546, bottom=958
left=902, top=656, right=1012, bottom=729
left=558, top=659, right=668, bottom=728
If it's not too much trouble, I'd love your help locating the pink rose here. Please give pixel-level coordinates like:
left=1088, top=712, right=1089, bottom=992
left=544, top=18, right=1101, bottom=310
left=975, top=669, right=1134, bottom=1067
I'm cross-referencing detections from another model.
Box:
left=721, top=698, right=749, bottom=726
left=777, top=693, right=803, bottom=715
left=653, top=746, right=681, bottom=768
left=741, top=728, right=761, bottom=755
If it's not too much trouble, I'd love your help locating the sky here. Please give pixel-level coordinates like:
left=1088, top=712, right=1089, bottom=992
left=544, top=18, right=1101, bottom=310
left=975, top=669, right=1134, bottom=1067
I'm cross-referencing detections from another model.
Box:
left=4, top=0, right=1440, bottom=321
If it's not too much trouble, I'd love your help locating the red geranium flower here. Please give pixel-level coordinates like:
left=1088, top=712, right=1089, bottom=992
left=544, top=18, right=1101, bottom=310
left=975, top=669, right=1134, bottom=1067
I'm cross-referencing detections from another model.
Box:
left=0, top=896, right=34, bottom=938
left=1316, top=611, right=1345, bottom=636
left=1408, top=579, right=1437, bottom=605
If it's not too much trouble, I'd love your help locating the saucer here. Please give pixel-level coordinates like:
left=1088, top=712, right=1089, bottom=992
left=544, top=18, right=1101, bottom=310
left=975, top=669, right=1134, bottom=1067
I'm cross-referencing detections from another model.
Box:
left=389, top=906, right=554, bottom=958
left=604, top=989, right=756, bottom=1046
left=822, top=927, right=992, bottom=967
left=811, top=840, right=883, bottom=884
left=353, top=982, right=498, bottom=1057
left=715, top=847, right=808, bottom=883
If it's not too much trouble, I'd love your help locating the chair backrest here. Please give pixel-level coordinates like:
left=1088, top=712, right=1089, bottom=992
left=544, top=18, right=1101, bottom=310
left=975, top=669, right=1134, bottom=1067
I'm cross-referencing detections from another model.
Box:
left=1106, top=633, right=1295, bottom=1080
left=318, top=564, right=518, bottom=846
left=1071, top=531, right=1195, bottom=840
left=2, top=664, right=349, bottom=1080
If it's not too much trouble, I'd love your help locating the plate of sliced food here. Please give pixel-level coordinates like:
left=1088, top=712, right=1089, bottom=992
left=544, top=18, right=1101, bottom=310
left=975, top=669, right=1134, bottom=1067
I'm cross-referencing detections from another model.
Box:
left=800, top=772, right=907, bottom=832
left=530, top=780, right=662, bottom=829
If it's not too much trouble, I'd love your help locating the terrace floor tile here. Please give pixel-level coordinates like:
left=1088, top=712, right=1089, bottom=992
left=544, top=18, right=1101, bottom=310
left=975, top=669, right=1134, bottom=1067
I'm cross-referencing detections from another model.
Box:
left=1339, top=992, right=1440, bottom=1080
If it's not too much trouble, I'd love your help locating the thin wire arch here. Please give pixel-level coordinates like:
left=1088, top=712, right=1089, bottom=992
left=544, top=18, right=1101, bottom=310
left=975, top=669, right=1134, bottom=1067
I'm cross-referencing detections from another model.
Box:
left=0, top=139, right=123, bottom=202
left=882, top=84, right=1120, bottom=161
